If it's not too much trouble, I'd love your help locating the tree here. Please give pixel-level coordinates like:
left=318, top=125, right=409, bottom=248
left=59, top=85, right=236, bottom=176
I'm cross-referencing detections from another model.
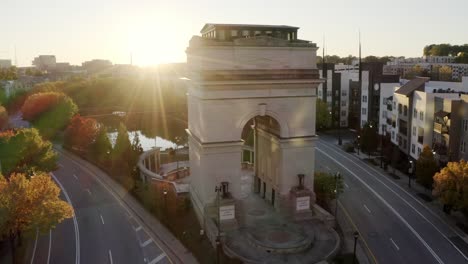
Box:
left=360, top=122, right=378, bottom=156
left=439, top=65, right=453, bottom=81
left=416, top=145, right=438, bottom=189
left=64, top=115, right=99, bottom=151
left=433, top=160, right=468, bottom=216
left=0, top=128, right=57, bottom=176
left=0, top=173, right=73, bottom=263
left=0, top=105, right=7, bottom=130
left=21, top=92, right=63, bottom=121
left=90, top=127, right=112, bottom=164
left=316, top=99, right=331, bottom=130
left=112, top=123, right=132, bottom=163
left=314, top=172, right=344, bottom=209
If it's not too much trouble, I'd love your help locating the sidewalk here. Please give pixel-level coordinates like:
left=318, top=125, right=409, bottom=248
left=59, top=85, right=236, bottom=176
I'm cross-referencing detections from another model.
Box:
left=57, top=147, right=198, bottom=264
left=351, top=146, right=468, bottom=244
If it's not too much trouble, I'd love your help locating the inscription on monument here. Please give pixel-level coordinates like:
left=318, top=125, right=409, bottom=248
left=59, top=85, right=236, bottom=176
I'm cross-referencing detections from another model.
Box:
left=219, top=205, right=235, bottom=220
left=296, top=196, right=310, bottom=211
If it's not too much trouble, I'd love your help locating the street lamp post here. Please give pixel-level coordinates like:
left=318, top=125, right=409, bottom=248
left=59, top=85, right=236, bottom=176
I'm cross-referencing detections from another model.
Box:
left=408, top=160, right=413, bottom=188
left=334, top=172, right=341, bottom=225
left=163, top=189, right=168, bottom=216
left=215, top=184, right=223, bottom=264
left=357, top=135, right=360, bottom=155
left=353, top=231, right=359, bottom=264
left=380, top=124, right=385, bottom=168
left=368, top=124, right=373, bottom=158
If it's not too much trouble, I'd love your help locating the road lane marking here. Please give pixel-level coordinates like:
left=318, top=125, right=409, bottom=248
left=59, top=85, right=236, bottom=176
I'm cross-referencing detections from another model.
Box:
left=100, top=215, right=105, bottom=225
left=86, top=189, right=92, bottom=195
left=141, top=238, right=153, bottom=247
left=135, top=226, right=143, bottom=232
left=51, top=173, right=80, bottom=264
left=58, top=163, right=64, bottom=168
left=30, top=229, right=39, bottom=264
left=58, top=150, right=175, bottom=264
left=345, top=183, right=349, bottom=189
left=108, top=250, right=113, bottom=264
left=390, top=238, right=400, bottom=251
left=47, top=229, right=52, bottom=264
left=149, top=253, right=167, bottom=264
left=363, top=204, right=372, bottom=214
left=338, top=201, right=378, bottom=264
left=318, top=141, right=468, bottom=262
left=316, top=148, right=444, bottom=264
left=73, top=174, right=78, bottom=180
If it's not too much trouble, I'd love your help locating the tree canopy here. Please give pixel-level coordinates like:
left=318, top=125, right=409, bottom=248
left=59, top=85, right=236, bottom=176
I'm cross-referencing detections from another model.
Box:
left=433, top=160, right=468, bottom=216
left=64, top=115, right=99, bottom=151
left=0, top=173, right=73, bottom=259
left=423, top=44, right=468, bottom=57
left=360, top=122, right=378, bottom=155
left=0, top=105, right=7, bottom=130
left=416, top=145, right=438, bottom=189
left=316, top=99, right=331, bottom=130
left=0, top=128, right=57, bottom=176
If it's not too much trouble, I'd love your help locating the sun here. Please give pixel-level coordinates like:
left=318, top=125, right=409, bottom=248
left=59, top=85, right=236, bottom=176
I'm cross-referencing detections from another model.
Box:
left=127, top=24, right=186, bottom=66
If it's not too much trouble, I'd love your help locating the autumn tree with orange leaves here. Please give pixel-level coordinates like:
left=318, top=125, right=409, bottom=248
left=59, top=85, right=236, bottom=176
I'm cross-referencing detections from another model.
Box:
left=64, top=115, right=99, bottom=152
left=0, top=105, right=7, bottom=130
left=21, top=92, right=63, bottom=121
left=433, top=160, right=468, bottom=216
left=0, top=173, right=73, bottom=263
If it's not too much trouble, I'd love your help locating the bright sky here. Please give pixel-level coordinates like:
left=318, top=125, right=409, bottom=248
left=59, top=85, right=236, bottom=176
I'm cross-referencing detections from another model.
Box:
left=2, top=0, right=467, bottom=67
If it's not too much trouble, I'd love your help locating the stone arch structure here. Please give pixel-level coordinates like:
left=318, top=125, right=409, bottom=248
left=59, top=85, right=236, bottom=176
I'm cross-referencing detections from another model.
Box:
left=185, top=24, right=324, bottom=224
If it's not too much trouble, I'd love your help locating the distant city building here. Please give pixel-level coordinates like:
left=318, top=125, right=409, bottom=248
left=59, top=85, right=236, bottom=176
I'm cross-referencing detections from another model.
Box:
left=82, top=59, right=112, bottom=74
left=384, top=56, right=468, bottom=81
left=317, top=62, right=398, bottom=130
left=0, top=59, right=12, bottom=68
left=32, top=55, right=56, bottom=71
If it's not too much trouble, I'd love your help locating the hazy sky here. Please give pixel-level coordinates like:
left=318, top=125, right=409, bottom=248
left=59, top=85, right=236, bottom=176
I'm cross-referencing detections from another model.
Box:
left=2, top=0, right=467, bottom=66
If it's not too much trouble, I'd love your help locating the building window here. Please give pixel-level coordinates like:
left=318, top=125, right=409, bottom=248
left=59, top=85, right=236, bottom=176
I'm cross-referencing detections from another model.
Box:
left=342, top=91, right=347, bottom=96
left=418, top=147, right=422, bottom=156
left=382, top=110, right=387, bottom=118
left=392, top=131, right=395, bottom=140
left=413, top=109, right=417, bottom=118
left=398, top=104, right=402, bottom=114
left=254, top=31, right=261, bottom=36
left=362, top=120, right=366, bottom=127
left=335, top=90, right=339, bottom=96
left=341, top=110, right=346, bottom=116
left=362, top=108, right=367, bottom=115
left=231, top=30, right=238, bottom=37
left=420, top=111, right=424, bottom=121
left=412, top=144, right=415, bottom=154
left=403, top=106, right=408, bottom=116
left=363, top=95, right=367, bottom=103
left=327, top=91, right=332, bottom=96
left=242, top=30, right=249, bottom=37
left=461, top=140, right=466, bottom=153
left=341, top=121, right=346, bottom=126
left=413, top=126, right=416, bottom=136
left=341, top=101, right=346, bottom=106
left=464, top=119, right=468, bottom=131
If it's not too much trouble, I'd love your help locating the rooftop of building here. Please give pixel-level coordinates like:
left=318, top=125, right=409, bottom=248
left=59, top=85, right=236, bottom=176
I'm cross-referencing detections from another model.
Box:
left=395, top=77, right=429, bottom=96
left=200, top=23, right=299, bottom=33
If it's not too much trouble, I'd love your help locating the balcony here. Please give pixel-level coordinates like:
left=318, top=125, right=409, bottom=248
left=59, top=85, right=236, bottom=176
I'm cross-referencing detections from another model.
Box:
left=433, top=122, right=449, bottom=134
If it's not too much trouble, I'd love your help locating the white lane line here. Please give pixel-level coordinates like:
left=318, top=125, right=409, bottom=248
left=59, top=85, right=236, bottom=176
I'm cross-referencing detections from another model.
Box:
left=73, top=174, right=78, bottom=180
left=30, top=229, right=39, bottom=264
left=390, top=238, right=400, bottom=251
left=363, top=204, right=372, bottom=214
left=141, top=238, right=153, bottom=247
left=59, top=151, right=175, bottom=264
left=86, top=189, right=92, bottom=195
left=325, top=166, right=331, bottom=171
left=316, top=148, right=444, bottom=264
left=100, top=215, right=105, bottom=225
left=51, top=173, right=80, bottom=264
left=318, top=141, right=468, bottom=262
left=47, top=229, right=52, bottom=264
left=149, top=253, right=167, bottom=264
left=135, top=226, right=143, bottom=232
left=58, top=163, right=64, bottom=168
left=344, top=183, right=349, bottom=189
left=108, top=250, right=113, bottom=264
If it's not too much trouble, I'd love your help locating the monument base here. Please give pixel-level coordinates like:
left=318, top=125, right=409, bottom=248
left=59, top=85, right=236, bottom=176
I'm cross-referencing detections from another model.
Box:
left=289, top=187, right=315, bottom=221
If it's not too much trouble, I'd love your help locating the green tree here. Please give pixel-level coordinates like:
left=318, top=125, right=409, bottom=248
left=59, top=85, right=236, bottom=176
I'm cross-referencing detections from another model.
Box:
left=360, top=122, right=378, bottom=156
left=0, top=173, right=73, bottom=263
left=316, top=99, right=331, bottom=130
left=314, top=172, right=344, bottom=209
left=416, top=145, right=438, bottom=189
left=0, top=128, right=57, bottom=176
left=0, top=105, right=7, bottom=130
left=433, top=160, right=468, bottom=216
left=439, top=65, right=453, bottom=81
left=112, top=123, right=132, bottom=164
left=90, top=127, right=112, bottom=164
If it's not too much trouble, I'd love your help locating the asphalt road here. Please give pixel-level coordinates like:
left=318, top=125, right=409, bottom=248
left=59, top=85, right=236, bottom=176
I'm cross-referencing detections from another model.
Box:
left=29, top=151, right=173, bottom=264
left=316, top=135, right=468, bottom=264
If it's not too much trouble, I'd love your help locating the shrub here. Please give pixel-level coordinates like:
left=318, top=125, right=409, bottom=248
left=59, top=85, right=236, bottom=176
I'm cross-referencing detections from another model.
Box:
left=314, top=172, right=344, bottom=209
